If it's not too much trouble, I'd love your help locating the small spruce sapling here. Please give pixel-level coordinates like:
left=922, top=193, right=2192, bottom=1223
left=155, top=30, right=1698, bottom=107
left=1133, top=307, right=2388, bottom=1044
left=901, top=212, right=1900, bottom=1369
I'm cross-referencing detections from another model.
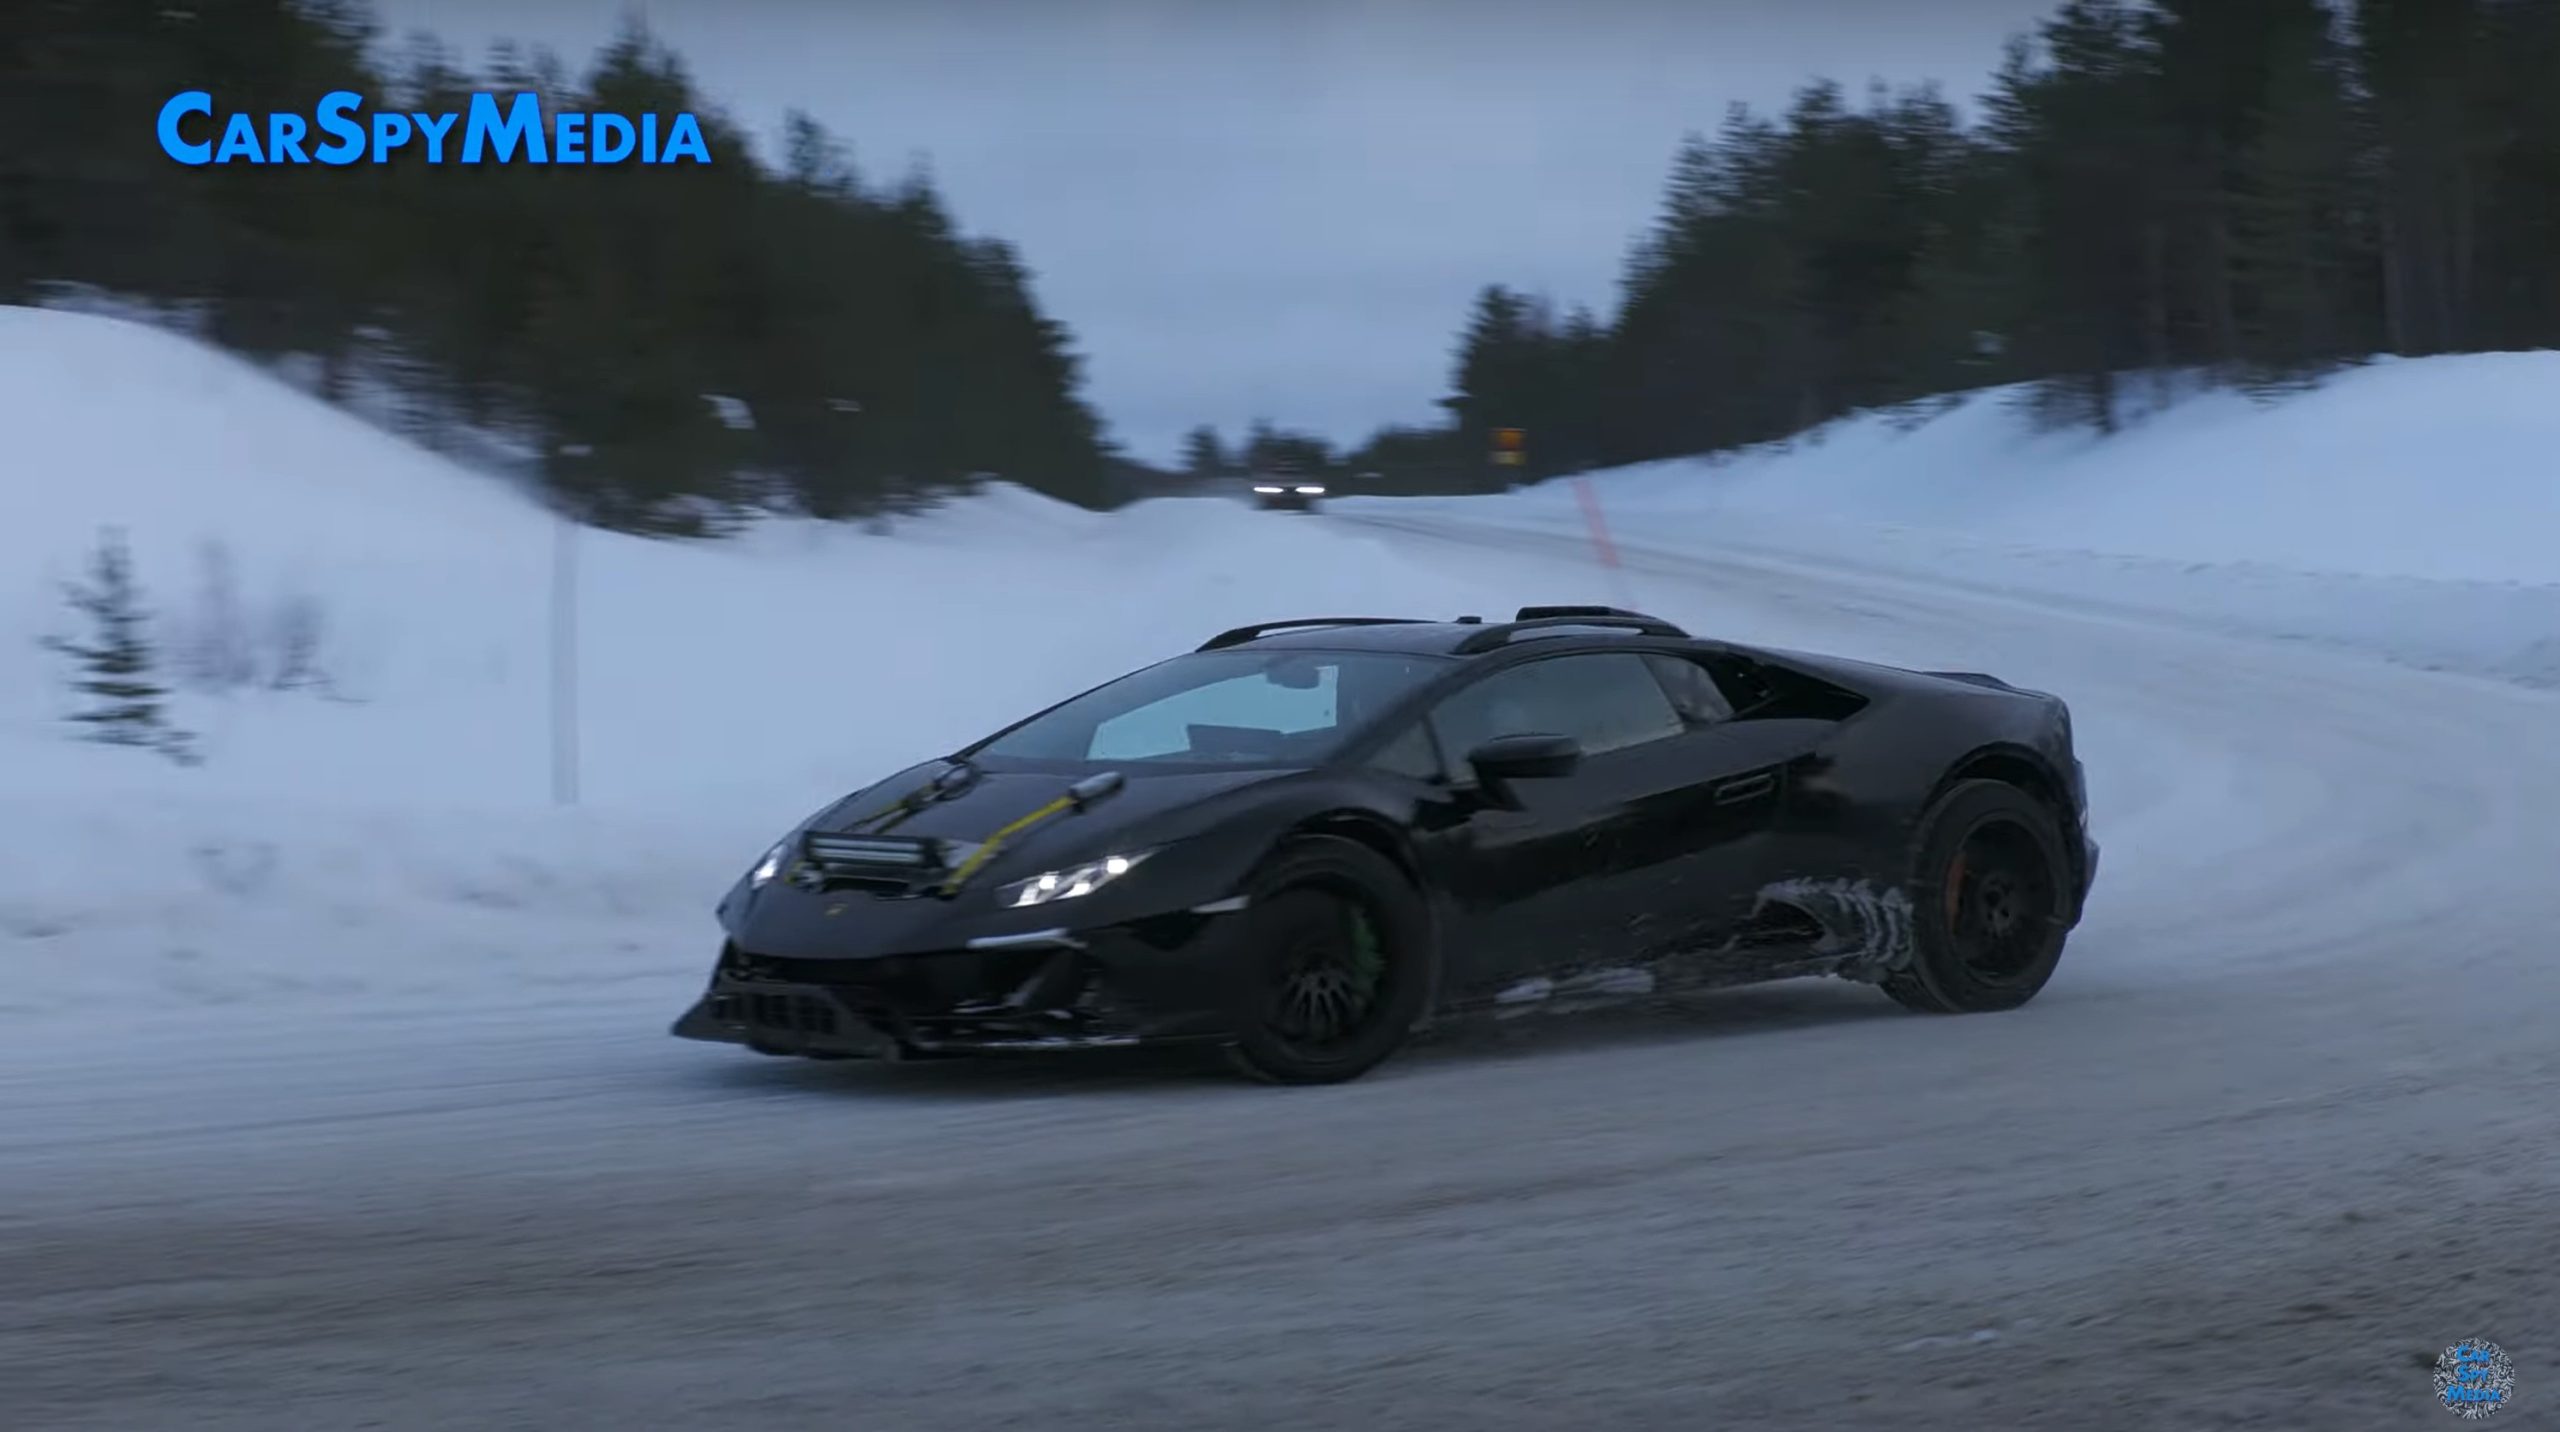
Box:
left=41, top=528, right=199, bottom=765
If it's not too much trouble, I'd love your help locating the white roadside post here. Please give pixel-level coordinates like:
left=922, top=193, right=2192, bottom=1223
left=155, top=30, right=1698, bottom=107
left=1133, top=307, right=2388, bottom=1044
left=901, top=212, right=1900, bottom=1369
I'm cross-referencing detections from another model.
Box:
left=551, top=509, right=579, bottom=807
left=548, top=470, right=584, bottom=808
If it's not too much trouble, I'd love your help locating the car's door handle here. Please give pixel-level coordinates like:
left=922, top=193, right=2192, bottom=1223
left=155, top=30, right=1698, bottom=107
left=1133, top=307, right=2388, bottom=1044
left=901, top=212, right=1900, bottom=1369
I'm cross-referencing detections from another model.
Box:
left=1712, top=772, right=1777, bottom=805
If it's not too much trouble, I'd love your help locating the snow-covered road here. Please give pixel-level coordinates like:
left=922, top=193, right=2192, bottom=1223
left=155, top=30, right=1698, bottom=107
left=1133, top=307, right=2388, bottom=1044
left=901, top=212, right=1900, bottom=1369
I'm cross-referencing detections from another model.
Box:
left=8, top=510, right=2560, bottom=1431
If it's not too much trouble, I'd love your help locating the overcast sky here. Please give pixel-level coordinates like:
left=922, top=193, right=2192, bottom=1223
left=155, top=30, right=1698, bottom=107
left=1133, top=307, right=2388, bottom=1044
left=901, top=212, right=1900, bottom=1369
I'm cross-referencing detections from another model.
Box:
left=370, top=0, right=2057, bottom=464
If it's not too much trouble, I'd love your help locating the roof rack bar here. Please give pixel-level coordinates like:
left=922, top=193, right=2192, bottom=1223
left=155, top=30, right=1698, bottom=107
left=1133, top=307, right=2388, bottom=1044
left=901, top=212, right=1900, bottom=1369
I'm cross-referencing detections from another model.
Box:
left=1196, top=617, right=1429, bottom=652
left=1452, top=611, right=1689, bottom=655
left=1514, top=605, right=1667, bottom=623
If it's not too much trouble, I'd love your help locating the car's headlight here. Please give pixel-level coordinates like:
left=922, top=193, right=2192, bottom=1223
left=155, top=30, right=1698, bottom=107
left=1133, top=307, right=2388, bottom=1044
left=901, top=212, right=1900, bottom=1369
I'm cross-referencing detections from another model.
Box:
left=1295, top=484, right=1326, bottom=495
left=995, top=850, right=1154, bottom=908
left=749, top=840, right=790, bottom=889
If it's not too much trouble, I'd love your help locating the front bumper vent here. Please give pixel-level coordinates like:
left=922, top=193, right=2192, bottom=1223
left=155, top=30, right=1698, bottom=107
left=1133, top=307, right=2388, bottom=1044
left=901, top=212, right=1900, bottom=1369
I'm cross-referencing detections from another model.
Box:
left=710, top=990, right=842, bottom=1036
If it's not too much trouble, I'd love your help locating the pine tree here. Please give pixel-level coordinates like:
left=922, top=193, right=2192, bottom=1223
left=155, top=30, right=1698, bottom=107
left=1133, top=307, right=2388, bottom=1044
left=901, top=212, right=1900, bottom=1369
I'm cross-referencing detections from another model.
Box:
left=1987, top=1, right=2174, bottom=431
left=1391, top=0, right=2560, bottom=471
left=1447, top=285, right=1537, bottom=484
left=2353, top=0, right=2488, bottom=356
left=1240, top=422, right=1334, bottom=478
left=1180, top=425, right=1228, bottom=478
left=42, top=529, right=197, bottom=764
left=2, top=6, right=1118, bottom=528
left=2231, top=12, right=2367, bottom=381
left=2469, top=0, right=2560, bottom=351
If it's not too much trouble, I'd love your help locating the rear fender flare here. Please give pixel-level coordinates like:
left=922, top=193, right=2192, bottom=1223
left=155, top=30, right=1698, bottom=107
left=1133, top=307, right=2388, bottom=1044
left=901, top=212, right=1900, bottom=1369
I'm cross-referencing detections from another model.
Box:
left=1926, top=743, right=2071, bottom=827
left=1923, top=742, right=2085, bottom=912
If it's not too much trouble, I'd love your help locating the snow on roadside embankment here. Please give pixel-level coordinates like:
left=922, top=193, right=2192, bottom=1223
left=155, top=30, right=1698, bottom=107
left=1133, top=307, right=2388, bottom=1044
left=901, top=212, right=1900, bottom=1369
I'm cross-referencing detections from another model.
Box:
left=0, top=307, right=1512, bottom=1018
left=7, top=307, right=2553, bottom=1022
left=1341, top=355, right=2560, bottom=689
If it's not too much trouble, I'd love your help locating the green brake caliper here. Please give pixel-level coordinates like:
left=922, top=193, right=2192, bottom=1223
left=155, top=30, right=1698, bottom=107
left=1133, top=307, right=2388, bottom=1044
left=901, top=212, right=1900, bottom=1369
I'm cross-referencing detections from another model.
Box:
left=1345, top=907, right=1384, bottom=1007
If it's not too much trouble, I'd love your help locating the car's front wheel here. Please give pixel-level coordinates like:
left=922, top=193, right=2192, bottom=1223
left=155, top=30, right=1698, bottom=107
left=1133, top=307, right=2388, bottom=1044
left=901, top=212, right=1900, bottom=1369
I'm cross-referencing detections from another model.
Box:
left=1884, top=779, right=2074, bottom=1014
left=1222, top=836, right=1430, bottom=1085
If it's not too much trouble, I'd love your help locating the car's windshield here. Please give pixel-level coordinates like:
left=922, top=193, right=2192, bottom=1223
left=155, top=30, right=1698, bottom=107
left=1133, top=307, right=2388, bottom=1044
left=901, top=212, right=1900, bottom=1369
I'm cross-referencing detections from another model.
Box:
left=971, top=649, right=1451, bottom=768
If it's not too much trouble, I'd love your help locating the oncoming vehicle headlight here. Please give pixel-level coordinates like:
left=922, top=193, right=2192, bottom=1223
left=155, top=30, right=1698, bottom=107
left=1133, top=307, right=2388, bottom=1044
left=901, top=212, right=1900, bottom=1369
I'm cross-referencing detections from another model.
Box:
left=996, top=850, right=1154, bottom=908
left=1294, top=484, right=1326, bottom=496
left=749, top=840, right=790, bottom=889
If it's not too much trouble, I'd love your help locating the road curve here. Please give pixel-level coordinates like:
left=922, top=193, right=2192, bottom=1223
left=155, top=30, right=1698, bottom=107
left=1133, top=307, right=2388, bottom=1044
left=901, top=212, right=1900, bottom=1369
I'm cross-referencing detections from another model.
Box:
left=6, top=510, right=2559, bottom=1431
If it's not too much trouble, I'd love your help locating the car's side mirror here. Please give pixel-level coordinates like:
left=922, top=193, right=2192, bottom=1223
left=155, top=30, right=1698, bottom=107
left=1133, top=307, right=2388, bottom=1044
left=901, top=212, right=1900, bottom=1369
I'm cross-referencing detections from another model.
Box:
left=1467, top=732, right=1582, bottom=782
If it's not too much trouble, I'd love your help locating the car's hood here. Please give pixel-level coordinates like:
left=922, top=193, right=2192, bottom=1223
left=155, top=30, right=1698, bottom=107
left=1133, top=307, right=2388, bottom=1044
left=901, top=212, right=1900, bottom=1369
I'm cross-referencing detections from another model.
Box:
left=813, top=760, right=1284, bottom=864
left=726, top=760, right=1293, bottom=960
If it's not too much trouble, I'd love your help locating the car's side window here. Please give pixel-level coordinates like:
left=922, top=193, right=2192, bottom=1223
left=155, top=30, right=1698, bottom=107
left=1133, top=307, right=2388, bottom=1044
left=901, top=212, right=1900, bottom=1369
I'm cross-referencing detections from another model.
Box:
left=1704, top=655, right=1777, bottom=716
left=1645, top=653, right=1735, bottom=725
left=1367, top=721, right=1447, bottom=782
left=1430, top=652, right=1687, bottom=762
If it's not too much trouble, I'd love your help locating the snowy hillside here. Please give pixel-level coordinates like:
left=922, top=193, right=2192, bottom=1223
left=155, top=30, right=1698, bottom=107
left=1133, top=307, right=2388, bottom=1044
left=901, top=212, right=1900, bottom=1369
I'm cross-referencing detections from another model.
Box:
left=7, top=306, right=2558, bottom=1018
left=0, top=307, right=1516, bottom=1014
left=1344, top=358, right=2560, bottom=688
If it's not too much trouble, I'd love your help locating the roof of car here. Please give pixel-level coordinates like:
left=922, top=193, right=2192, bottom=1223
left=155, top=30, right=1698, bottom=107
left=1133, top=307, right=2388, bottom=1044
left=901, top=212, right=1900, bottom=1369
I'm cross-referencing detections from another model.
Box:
left=1198, top=609, right=1703, bottom=658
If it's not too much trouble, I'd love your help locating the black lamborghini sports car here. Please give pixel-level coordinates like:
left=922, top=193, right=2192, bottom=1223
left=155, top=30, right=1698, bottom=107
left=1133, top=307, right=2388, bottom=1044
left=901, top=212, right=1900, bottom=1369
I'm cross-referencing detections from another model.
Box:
left=673, top=606, right=2099, bottom=1084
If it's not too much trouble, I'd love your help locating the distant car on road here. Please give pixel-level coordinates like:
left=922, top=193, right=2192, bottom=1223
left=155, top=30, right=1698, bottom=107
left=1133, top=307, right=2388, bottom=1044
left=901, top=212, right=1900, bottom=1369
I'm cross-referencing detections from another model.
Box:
left=674, top=606, right=2100, bottom=1084
left=1250, top=476, right=1327, bottom=512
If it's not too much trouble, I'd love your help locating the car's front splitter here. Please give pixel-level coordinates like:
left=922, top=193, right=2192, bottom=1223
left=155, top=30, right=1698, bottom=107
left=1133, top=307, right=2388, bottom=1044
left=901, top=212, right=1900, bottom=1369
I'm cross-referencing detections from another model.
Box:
left=671, top=978, right=1204, bottom=1058
left=671, top=910, right=1250, bottom=1060
left=673, top=980, right=914, bottom=1058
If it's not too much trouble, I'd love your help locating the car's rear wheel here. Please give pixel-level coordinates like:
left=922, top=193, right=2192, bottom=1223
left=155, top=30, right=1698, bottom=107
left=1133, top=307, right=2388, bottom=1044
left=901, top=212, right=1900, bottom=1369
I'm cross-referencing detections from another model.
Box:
left=1222, top=836, right=1430, bottom=1085
left=1883, top=779, right=2073, bottom=1014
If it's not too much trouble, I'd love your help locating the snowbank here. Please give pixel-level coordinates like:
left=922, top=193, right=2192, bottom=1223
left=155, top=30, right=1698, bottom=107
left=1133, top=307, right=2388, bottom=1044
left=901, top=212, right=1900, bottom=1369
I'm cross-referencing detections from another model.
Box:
left=1575, top=358, right=2560, bottom=585
left=1341, top=356, right=2560, bottom=687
